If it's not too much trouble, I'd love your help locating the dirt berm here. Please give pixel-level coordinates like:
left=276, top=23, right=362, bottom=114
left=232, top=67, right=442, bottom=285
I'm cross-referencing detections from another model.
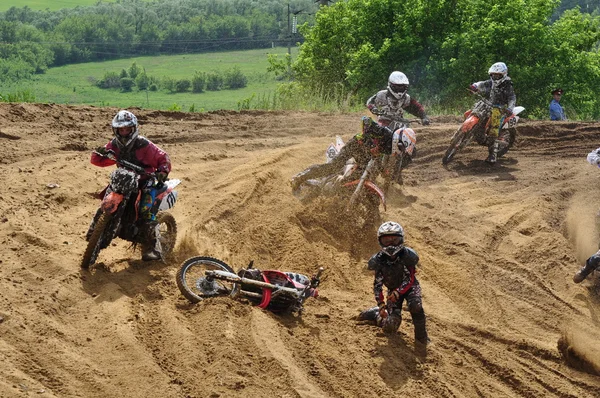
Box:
left=0, top=103, right=599, bottom=397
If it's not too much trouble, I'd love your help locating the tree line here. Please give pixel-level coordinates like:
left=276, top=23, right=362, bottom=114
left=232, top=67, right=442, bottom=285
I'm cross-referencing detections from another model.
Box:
left=293, top=0, right=600, bottom=119
left=0, top=0, right=318, bottom=81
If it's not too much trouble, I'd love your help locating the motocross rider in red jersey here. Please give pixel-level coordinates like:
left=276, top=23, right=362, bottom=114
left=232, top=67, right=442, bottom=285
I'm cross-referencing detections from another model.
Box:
left=358, top=221, right=429, bottom=345
left=573, top=147, right=600, bottom=283
left=469, top=62, right=517, bottom=164
left=291, top=116, right=398, bottom=190
left=88, top=110, right=171, bottom=261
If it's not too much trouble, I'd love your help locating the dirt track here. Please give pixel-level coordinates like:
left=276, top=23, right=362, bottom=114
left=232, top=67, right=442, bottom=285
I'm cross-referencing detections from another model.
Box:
left=0, top=103, right=599, bottom=397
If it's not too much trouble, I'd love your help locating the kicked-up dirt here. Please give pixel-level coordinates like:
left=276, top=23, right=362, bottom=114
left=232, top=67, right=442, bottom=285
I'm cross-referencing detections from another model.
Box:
left=0, top=102, right=599, bottom=397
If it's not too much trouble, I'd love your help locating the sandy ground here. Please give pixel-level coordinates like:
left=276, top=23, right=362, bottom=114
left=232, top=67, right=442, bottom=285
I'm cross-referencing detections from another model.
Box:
left=0, top=102, right=599, bottom=397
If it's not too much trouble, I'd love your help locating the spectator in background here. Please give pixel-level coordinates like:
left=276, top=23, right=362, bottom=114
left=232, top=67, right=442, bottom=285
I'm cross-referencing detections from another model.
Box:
left=549, top=88, right=567, bottom=121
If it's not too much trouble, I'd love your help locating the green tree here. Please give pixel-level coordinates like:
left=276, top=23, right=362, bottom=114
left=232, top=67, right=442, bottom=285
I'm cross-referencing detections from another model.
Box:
left=128, top=62, right=141, bottom=80
left=135, top=71, right=150, bottom=91
left=192, top=71, right=206, bottom=93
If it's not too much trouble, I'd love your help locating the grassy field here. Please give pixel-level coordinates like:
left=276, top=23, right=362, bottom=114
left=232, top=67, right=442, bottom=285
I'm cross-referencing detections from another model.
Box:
left=0, top=47, right=297, bottom=111
left=0, top=1, right=123, bottom=11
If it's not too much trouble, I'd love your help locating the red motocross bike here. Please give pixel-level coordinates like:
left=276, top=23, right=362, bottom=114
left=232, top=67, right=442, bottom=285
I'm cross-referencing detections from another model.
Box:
left=442, top=91, right=525, bottom=165
left=81, top=152, right=180, bottom=269
left=176, top=256, right=324, bottom=314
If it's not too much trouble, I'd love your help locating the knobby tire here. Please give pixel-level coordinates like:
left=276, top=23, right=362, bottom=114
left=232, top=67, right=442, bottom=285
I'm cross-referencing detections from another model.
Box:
left=81, top=212, right=113, bottom=269
left=176, top=256, right=236, bottom=304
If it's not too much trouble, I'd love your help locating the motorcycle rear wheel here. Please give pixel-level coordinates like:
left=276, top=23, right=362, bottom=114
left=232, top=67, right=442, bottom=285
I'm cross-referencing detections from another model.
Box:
left=442, top=128, right=467, bottom=165
left=156, top=212, right=177, bottom=256
left=81, top=212, right=113, bottom=269
left=176, top=256, right=237, bottom=303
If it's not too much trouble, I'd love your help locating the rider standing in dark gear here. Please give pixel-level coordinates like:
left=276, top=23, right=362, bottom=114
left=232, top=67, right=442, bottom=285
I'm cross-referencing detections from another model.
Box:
left=90, top=110, right=171, bottom=261
left=470, top=62, right=517, bottom=164
left=291, top=116, right=397, bottom=190
left=358, top=221, right=429, bottom=345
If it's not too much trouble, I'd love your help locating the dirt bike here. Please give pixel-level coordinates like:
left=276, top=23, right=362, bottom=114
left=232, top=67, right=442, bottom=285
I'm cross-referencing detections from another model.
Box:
left=292, top=138, right=387, bottom=229
left=442, top=90, right=525, bottom=165
left=81, top=151, right=180, bottom=269
left=176, top=256, right=324, bottom=314
left=370, top=109, right=420, bottom=192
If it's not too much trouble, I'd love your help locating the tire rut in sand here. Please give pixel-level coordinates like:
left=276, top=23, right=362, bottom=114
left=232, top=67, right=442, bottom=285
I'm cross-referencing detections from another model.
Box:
left=250, top=311, right=327, bottom=398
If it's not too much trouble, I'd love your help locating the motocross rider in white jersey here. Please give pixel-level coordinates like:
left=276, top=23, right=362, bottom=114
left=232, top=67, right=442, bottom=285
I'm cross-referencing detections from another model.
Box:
left=365, top=71, right=430, bottom=181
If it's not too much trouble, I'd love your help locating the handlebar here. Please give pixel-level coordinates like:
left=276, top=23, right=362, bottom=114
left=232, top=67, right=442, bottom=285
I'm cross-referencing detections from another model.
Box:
left=467, top=88, right=508, bottom=111
left=370, top=109, right=423, bottom=126
left=94, top=150, right=154, bottom=177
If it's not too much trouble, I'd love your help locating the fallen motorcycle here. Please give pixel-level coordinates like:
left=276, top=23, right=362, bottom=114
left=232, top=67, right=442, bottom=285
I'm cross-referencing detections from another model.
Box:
left=81, top=151, right=180, bottom=268
left=176, top=256, right=323, bottom=314
left=442, top=90, right=525, bottom=165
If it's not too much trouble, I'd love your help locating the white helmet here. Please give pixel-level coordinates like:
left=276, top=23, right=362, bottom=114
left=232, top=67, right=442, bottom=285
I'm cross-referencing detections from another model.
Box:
left=488, top=62, right=508, bottom=85
left=112, top=110, right=139, bottom=149
left=377, top=221, right=405, bottom=257
left=387, top=71, right=410, bottom=100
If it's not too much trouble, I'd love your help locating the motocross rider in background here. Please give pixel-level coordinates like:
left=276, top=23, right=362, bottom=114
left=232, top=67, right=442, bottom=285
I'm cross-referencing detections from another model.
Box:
left=366, top=71, right=431, bottom=129
left=88, top=110, right=171, bottom=261
left=357, top=221, right=429, bottom=345
left=573, top=147, right=600, bottom=283
left=366, top=71, right=430, bottom=182
left=291, top=116, right=398, bottom=190
left=469, top=62, right=516, bottom=164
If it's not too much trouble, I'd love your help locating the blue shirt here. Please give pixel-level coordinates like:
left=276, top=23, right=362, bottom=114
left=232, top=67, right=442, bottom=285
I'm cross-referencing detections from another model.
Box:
left=549, top=99, right=566, bottom=120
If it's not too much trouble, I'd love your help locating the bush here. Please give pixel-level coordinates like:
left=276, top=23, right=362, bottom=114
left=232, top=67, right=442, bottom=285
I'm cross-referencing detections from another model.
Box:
left=175, top=79, right=191, bottom=93
left=149, top=83, right=158, bottom=91
left=161, top=77, right=175, bottom=92
left=97, top=71, right=121, bottom=89
left=225, top=66, right=248, bottom=89
left=120, top=77, right=135, bottom=92
left=192, top=71, right=206, bottom=93
left=206, top=72, right=223, bottom=91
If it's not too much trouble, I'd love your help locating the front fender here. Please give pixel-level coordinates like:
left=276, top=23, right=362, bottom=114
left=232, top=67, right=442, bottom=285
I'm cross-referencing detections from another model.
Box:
left=461, top=114, right=480, bottom=133
left=101, top=192, right=124, bottom=214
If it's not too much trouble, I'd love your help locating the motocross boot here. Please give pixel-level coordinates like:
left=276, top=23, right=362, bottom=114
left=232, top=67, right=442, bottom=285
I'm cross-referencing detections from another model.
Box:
left=573, top=254, right=600, bottom=283
left=485, top=140, right=499, bottom=164
left=141, top=221, right=162, bottom=261
left=412, top=310, right=430, bottom=345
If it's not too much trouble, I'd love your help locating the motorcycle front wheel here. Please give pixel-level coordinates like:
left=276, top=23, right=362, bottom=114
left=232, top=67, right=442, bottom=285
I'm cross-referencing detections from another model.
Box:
left=176, top=256, right=237, bottom=303
left=81, top=212, right=114, bottom=269
left=442, top=128, right=467, bottom=165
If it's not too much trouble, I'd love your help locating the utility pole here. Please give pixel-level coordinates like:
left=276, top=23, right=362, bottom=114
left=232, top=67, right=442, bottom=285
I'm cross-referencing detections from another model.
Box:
left=287, top=3, right=291, bottom=58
